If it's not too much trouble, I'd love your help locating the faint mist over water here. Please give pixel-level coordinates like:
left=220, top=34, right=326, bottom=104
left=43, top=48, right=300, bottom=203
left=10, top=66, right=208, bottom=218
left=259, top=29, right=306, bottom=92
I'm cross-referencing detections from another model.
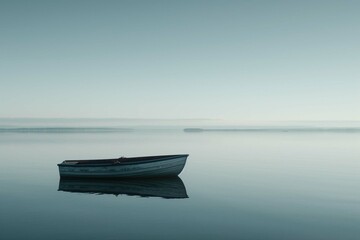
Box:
left=0, top=118, right=359, bottom=239
left=1, top=118, right=360, bottom=132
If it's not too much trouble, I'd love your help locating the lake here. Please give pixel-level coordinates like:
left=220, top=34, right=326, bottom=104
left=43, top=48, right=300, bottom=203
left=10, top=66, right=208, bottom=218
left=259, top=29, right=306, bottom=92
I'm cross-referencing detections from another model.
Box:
left=0, top=120, right=359, bottom=239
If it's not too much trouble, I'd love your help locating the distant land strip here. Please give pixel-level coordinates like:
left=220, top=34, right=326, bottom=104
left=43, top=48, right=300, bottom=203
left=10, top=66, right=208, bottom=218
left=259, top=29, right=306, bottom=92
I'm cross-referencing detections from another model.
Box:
left=0, top=127, right=133, bottom=133
left=183, top=128, right=360, bottom=133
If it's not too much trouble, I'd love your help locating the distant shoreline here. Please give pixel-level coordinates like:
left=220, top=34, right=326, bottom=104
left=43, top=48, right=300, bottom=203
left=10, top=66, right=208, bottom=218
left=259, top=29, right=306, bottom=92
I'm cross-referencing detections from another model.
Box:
left=183, top=127, right=360, bottom=133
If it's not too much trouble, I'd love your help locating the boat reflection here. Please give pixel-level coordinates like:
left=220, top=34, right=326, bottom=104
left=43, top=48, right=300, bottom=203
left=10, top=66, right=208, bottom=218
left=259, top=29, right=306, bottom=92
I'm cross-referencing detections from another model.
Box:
left=58, top=177, right=188, bottom=199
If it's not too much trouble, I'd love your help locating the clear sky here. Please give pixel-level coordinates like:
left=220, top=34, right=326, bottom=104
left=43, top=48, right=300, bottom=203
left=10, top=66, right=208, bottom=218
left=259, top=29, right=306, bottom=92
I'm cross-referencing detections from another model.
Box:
left=1, top=0, right=359, bottom=120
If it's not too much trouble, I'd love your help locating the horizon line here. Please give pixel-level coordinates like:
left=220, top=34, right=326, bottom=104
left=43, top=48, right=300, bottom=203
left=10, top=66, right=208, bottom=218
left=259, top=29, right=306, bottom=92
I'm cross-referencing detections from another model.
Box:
left=0, top=117, right=359, bottom=122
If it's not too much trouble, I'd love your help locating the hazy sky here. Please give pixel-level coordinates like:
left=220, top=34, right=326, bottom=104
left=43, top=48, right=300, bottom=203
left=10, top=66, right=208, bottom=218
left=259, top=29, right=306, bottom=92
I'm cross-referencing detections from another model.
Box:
left=1, top=0, right=359, bottom=120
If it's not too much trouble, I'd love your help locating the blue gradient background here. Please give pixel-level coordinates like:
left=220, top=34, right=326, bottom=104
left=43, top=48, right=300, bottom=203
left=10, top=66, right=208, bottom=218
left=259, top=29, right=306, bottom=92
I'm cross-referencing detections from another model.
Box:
left=1, top=0, right=359, bottom=120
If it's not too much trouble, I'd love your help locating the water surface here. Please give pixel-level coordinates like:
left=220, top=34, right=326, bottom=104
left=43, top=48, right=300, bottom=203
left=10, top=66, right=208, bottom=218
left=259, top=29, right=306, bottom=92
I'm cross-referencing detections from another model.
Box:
left=0, top=120, right=359, bottom=239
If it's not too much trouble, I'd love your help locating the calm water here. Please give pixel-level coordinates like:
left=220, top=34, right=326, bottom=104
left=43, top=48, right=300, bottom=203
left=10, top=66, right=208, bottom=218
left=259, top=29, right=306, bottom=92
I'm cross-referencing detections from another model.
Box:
left=0, top=121, right=360, bottom=239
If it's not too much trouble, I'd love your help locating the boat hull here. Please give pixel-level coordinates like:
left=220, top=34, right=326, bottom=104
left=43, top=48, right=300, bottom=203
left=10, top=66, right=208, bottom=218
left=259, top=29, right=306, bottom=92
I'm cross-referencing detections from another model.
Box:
left=58, top=154, right=188, bottom=178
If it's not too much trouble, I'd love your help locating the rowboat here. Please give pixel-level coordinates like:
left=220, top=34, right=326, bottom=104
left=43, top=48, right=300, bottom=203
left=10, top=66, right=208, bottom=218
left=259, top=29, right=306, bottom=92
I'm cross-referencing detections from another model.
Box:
left=58, top=176, right=188, bottom=199
left=57, top=154, right=188, bottom=178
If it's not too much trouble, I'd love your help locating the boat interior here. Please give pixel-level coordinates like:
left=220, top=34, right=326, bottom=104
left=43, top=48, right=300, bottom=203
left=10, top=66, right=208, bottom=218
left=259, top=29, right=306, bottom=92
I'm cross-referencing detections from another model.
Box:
left=60, top=154, right=187, bottom=165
